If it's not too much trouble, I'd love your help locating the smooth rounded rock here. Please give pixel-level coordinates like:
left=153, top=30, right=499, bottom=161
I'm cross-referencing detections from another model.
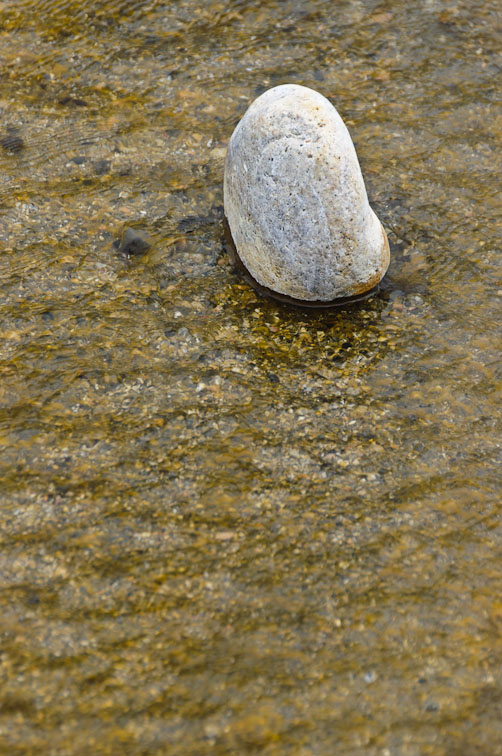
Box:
left=117, top=227, right=151, bottom=257
left=223, top=84, right=389, bottom=304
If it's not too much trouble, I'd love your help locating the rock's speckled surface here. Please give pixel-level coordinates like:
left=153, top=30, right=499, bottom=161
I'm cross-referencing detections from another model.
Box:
left=224, top=84, right=389, bottom=302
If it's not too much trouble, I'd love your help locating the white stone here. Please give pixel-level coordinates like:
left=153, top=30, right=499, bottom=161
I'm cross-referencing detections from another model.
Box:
left=224, top=84, right=389, bottom=303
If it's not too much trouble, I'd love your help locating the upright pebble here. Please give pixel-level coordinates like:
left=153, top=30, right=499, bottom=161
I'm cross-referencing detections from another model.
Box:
left=224, top=84, right=389, bottom=305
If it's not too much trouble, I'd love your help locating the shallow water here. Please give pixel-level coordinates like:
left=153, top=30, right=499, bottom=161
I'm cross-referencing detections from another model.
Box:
left=1, top=1, right=501, bottom=754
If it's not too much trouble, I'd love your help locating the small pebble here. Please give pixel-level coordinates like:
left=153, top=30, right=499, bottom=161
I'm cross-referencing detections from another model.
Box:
left=425, top=702, right=439, bottom=712
left=117, top=228, right=151, bottom=257
left=93, top=159, right=111, bottom=175
left=363, top=671, right=378, bottom=684
left=177, top=216, right=207, bottom=233
left=1, top=134, right=25, bottom=153
left=58, top=96, right=88, bottom=107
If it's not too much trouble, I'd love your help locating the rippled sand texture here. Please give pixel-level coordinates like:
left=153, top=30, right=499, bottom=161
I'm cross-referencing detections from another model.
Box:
left=0, top=1, right=501, bottom=755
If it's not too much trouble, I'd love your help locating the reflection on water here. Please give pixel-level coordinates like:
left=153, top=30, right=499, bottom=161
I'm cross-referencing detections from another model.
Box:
left=0, top=1, right=501, bottom=753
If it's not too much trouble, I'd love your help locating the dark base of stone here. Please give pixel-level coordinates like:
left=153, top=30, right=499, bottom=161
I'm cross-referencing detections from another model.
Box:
left=223, top=217, right=381, bottom=309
